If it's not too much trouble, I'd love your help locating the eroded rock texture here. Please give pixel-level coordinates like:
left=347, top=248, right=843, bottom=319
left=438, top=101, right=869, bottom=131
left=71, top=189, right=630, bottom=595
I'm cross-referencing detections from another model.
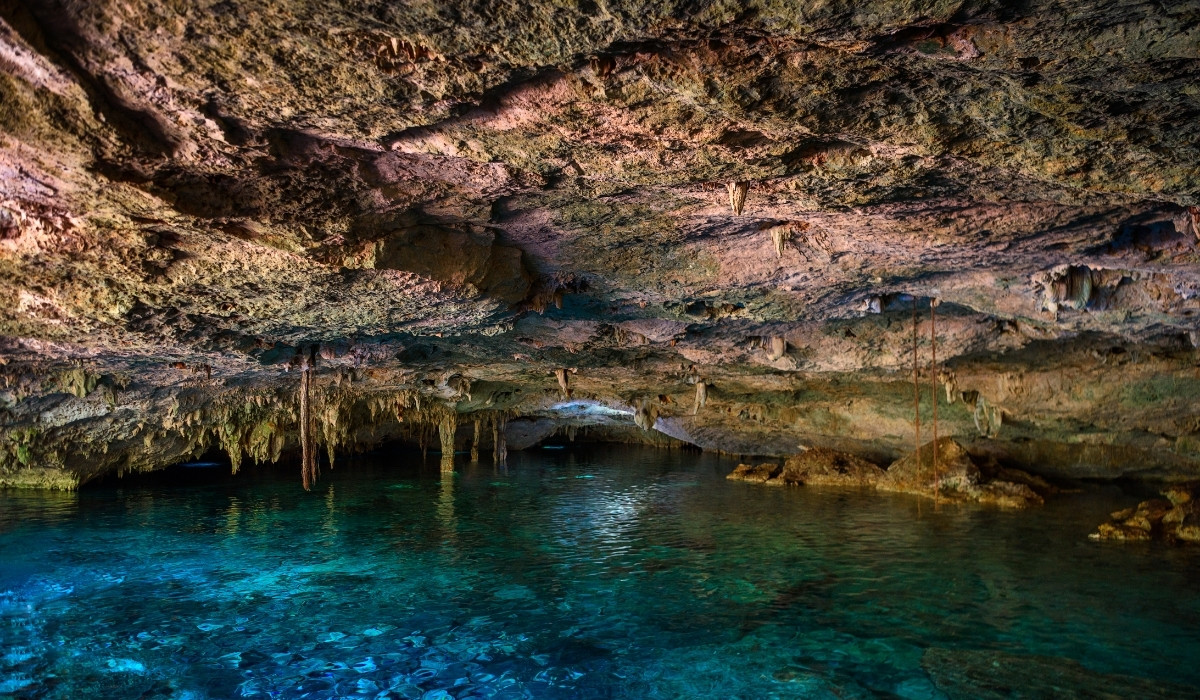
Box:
left=1, top=1, right=1199, bottom=487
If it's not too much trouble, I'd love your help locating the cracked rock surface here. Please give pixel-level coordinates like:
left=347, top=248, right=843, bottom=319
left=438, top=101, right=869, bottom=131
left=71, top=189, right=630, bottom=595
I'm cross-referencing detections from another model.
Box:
left=2, top=0, right=1199, bottom=487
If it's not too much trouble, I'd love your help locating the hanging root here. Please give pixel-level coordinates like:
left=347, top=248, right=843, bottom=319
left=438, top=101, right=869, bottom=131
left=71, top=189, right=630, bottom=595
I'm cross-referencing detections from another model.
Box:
left=492, top=416, right=508, bottom=466
left=299, top=361, right=318, bottom=490
left=930, top=298, right=940, bottom=499
left=912, top=296, right=921, bottom=470
left=726, top=181, right=749, bottom=215
left=693, top=380, right=707, bottom=415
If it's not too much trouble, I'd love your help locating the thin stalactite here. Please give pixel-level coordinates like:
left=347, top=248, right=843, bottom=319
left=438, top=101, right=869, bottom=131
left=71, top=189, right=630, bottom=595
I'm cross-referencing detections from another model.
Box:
left=555, top=368, right=570, bottom=399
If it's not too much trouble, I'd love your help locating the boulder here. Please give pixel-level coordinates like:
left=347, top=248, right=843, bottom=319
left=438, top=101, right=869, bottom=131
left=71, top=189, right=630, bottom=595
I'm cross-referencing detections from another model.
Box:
left=1163, top=484, right=1195, bottom=506
left=1090, top=483, right=1200, bottom=543
left=877, top=437, right=1043, bottom=507
left=726, top=462, right=781, bottom=484
left=1089, top=522, right=1153, bottom=542
left=878, top=437, right=980, bottom=499
left=779, top=448, right=884, bottom=487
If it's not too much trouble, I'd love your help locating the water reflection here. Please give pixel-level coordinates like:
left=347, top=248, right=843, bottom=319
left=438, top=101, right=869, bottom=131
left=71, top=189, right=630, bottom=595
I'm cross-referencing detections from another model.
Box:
left=0, top=489, right=77, bottom=532
left=0, top=448, right=1197, bottom=699
left=303, top=483, right=339, bottom=549
left=437, top=467, right=456, bottom=543
left=223, top=496, right=241, bottom=535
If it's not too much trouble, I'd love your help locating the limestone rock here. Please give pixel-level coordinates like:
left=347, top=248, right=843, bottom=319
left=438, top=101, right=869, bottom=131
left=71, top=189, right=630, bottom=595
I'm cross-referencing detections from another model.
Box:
left=726, top=462, right=782, bottom=484
left=1090, top=484, right=1200, bottom=542
left=1175, top=504, right=1200, bottom=543
left=1090, top=522, right=1153, bottom=542
left=3, top=1, right=1200, bottom=488
left=877, top=437, right=1043, bottom=508
left=779, top=448, right=884, bottom=488
left=1163, top=484, right=1193, bottom=506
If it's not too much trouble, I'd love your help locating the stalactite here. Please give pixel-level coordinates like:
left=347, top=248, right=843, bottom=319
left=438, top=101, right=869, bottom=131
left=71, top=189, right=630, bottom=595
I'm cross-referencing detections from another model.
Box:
left=438, top=411, right=456, bottom=472
left=768, top=225, right=791, bottom=258
left=941, top=370, right=957, bottom=404
left=555, top=368, right=570, bottom=399
left=767, top=336, right=786, bottom=361
left=470, top=418, right=481, bottom=462
left=973, top=395, right=1003, bottom=438
left=726, top=181, right=749, bottom=215
left=931, top=298, right=940, bottom=505
left=634, top=399, right=659, bottom=431
left=693, top=380, right=707, bottom=415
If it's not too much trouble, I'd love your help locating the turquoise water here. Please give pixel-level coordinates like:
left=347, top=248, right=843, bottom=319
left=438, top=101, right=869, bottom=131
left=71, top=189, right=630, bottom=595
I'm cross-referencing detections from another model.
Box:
left=2, top=446, right=1199, bottom=698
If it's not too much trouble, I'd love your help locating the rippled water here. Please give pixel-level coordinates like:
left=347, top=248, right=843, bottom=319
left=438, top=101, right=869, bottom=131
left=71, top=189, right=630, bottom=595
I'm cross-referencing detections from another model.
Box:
left=2, top=446, right=1199, bottom=698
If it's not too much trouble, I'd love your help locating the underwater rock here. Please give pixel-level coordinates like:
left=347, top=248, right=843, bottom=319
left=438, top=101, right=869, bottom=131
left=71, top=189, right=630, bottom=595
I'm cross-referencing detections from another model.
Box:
left=923, top=648, right=1195, bottom=699
left=105, top=658, right=146, bottom=674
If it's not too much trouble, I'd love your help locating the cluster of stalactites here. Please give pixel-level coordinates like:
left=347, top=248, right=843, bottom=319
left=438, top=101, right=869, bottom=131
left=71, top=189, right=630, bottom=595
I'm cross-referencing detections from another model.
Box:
left=152, top=366, right=523, bottom=489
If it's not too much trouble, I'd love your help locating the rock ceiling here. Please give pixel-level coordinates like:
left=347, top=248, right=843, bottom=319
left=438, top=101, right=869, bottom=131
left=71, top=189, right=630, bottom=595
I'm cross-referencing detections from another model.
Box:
left=1, top=0, right=1199, bottom=486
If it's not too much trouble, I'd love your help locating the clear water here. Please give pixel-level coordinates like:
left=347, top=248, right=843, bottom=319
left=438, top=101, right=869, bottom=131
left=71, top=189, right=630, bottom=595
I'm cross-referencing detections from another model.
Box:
left=2, top=446, right=1198, bottom=699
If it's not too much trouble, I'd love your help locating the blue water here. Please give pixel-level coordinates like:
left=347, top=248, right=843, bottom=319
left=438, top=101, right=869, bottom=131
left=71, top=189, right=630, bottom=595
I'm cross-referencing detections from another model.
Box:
left=2, top=446, right=1199, bottom=698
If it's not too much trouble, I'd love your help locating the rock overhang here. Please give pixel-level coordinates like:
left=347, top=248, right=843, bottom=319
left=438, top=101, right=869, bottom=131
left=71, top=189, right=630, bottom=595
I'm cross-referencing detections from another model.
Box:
left=1, top=0, right=1199, bottom=487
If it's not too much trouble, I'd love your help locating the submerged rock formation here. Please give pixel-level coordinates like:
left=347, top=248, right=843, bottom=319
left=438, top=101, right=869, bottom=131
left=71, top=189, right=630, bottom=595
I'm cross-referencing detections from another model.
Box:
left=729, top=438, right=1049, bottom=507
left=1, top=1, right=1199, bottom=488
left=923, top=648, right=1199, bottom=699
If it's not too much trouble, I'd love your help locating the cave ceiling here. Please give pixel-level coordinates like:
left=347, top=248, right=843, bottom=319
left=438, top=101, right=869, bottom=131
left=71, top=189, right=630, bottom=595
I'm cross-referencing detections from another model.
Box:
left=2, top=0, right=1200, bottom=485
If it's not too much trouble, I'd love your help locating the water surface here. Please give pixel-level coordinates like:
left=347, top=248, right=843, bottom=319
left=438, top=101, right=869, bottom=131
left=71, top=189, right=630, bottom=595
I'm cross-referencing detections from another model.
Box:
left=2, top=447, right=1198, bottom=698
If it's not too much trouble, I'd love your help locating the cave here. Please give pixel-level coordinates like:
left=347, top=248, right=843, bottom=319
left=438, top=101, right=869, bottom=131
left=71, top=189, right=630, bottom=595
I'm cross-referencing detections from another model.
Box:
left=2, top=1, right=1200, bottom=697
